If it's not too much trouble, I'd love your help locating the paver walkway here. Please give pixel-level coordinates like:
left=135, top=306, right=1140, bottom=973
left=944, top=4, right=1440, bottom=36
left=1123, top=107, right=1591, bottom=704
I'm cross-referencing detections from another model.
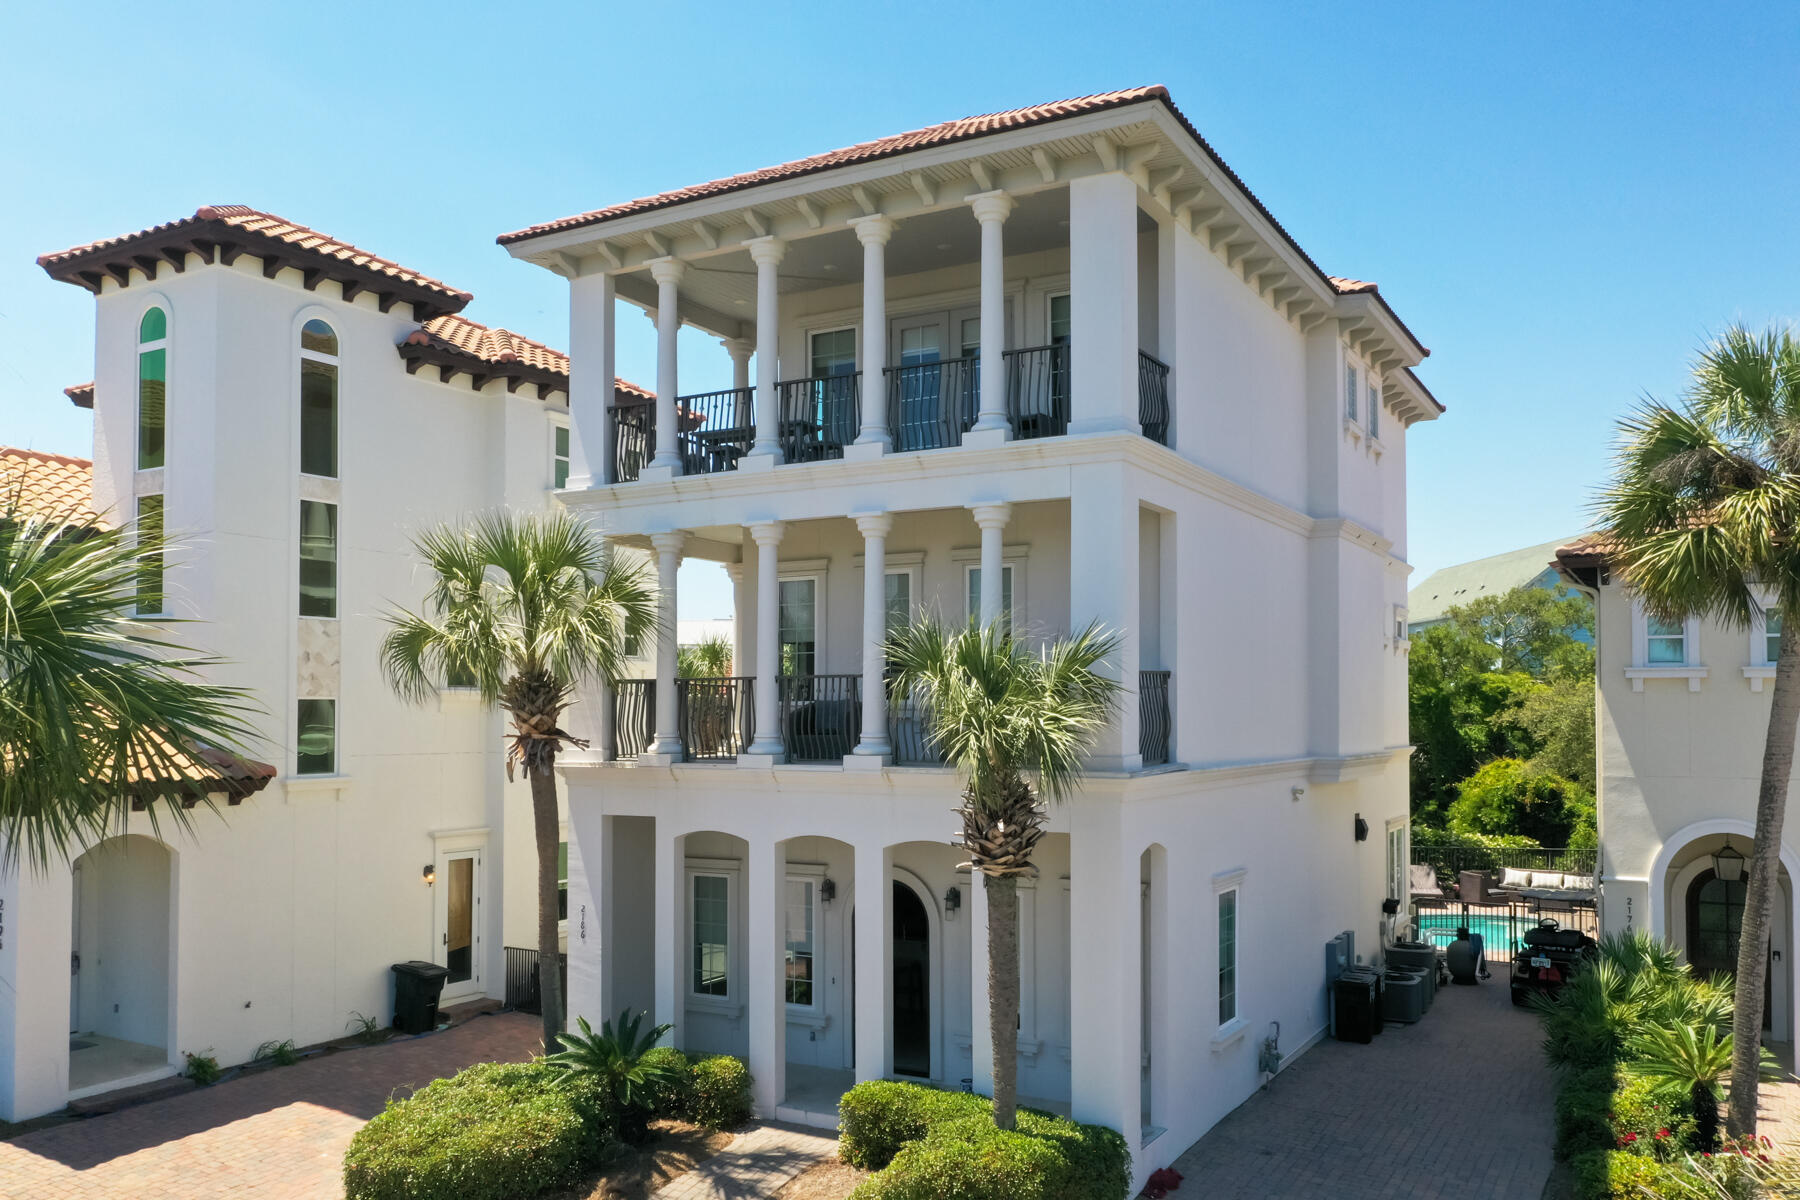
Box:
left=0, top=1011, right=540, bottom=1199
left=1159, top=975, right=1555, bottom=1200
left=651, top=1121, right=837, bottom=1200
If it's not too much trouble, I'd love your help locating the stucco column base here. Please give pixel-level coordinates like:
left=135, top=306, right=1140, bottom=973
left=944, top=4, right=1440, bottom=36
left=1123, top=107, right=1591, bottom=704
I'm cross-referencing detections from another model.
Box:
left=1067, top=417, right=1137, bottom=439
left=639, top=464, right=677, bottom=482
left=636, top=751, right=678, bottom=768
left=961, top=425, right=1009, bottom=451
left=737, top=750, right=786, bottom=767
left=842, top=752, right=890, bottom=770
left=736, top=452, right=778, bottom=472
left=844, top=440, right=887, bottom=463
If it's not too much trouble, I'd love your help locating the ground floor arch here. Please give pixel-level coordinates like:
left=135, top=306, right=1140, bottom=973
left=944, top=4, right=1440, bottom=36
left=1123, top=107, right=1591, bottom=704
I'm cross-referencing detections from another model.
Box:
left=69, top=835, right=176, bottom=1095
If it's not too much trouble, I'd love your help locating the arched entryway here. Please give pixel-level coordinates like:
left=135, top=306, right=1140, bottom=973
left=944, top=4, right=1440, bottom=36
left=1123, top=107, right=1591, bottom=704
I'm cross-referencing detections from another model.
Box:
left=1686, top=868, right=1773, bottom=1030
left=69, top=835, right=175, bottom=1094
left=892, top=880, right=931, bottom=1078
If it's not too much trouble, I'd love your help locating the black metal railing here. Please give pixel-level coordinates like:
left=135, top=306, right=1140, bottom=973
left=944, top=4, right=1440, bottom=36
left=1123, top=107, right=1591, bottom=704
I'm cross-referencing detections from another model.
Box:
left=676, top=388, right=754, bottom=475
left=1005, top=344, right=1071, bottom=441
left=1411, top=843, right=1600, bottom=892
left=886, top=358, right=977, bottom=452
left=1139, top=670, right=1171, bottom=766
left=779, top=674, right=862, bottom=762
left=608, top=405, right=654, bottom=484
left=1138, top=352, right=1170, bottom=446
left=777, top=375, right=859, bottom=463
left=889, top=686, right=946, bottom=766
left=677, top=676, right=753, bottom=762
left=503, top=946, right=568, bottom=1016
left=612, top=679, right=654, bottom=759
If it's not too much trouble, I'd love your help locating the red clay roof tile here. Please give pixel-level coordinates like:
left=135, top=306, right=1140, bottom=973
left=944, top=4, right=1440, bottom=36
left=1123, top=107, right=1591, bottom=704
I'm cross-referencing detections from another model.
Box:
left=2, top=446, right=99, bottom=524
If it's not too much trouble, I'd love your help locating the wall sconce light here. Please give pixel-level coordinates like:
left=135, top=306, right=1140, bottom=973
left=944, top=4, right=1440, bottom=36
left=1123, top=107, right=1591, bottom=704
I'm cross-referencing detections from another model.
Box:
left=944, top=885, right=962, bottom=916
left=1714, top=841, right=1746, bottom=883
left=1353, top=814, right=1369, bottom=843
left=1291, top=786, right=1306, bottom=802
left=819, top=878, right=836, bottom=904
left=422, top=863, right=437, bottom=886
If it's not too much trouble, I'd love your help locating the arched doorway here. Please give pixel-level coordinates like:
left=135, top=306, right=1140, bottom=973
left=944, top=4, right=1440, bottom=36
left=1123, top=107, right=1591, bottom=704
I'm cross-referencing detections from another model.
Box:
left=69, top=836, right=175, bottom=1093
left=1686, top=869, right=1772, bottom=1030
left=892, top=880, right=930, bottom=1078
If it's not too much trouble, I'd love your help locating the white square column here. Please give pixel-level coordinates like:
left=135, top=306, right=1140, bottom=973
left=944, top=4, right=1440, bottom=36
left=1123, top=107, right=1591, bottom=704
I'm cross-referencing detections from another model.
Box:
left=745, top=238, right=786, bottom=465
left=744, top=522, right=786, bottom=760
left=1070, top=461, right=1140, bottom=771
left=567, top=271, right=616, bottom=489
left=564, top=806, right=605, bottom=1029
left=1068, top=172, right=1141, bottom=437
left=653, top=827, right=685, bottom=1049
left=853, top=841, right=892, bottom=1081
left=746, top=834, right=787, bottom=1115
left=648, top=258, right=686, bottom=473
left=0, top=857, right=73, bottom=1121
left=646, top=532, right=685, bottom=762
left=1068, top=799, right=1142, bottom=1155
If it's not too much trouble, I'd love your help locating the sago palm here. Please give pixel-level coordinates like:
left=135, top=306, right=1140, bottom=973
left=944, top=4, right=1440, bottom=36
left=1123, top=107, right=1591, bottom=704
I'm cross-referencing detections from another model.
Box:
left=1594, top=323, right=1800, bottom=1137
left=0, top=490, right=258, bottom=867
left=380, top=510, right=655, bottom=1045
left=1627, top=1022, right=1738, bottom=1151
left=885, top=617, right=1119, bottom=1130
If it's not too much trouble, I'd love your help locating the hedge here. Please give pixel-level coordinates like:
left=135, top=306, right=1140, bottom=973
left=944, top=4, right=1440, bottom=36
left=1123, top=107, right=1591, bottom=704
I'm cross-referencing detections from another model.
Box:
left=838, top=1081, right=1129, bottom=1200
left=634, top=1047, right=754, bottom=1130
left=343, top=1062, right=615, bottom=1200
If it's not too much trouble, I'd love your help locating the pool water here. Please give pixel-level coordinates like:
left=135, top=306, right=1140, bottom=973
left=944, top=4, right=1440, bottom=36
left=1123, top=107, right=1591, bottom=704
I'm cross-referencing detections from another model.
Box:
left=1415, top=913, right=1533, bottom=956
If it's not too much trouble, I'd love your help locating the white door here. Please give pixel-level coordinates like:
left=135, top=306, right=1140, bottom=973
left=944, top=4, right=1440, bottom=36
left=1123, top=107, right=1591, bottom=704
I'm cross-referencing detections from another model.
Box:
left=435, top=849, right=483, bottom=1001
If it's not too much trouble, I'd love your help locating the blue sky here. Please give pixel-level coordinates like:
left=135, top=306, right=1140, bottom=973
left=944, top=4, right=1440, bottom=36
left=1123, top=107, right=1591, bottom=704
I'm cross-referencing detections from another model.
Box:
left=4, top=1, right=1797, bottom=619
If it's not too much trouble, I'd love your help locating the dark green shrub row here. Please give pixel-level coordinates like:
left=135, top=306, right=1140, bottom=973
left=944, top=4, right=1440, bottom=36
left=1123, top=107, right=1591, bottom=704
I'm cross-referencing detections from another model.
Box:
left=343, top=1062, right=616, bottom=1200
left=638, top=1046, right=754, bottom=1129
left=838, top=1081, right=1129, bottom=1200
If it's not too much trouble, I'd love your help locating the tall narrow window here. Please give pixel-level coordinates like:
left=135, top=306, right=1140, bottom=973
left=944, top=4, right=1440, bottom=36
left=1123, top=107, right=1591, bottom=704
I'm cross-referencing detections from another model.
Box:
left=884, top=571, right=912, bottom=631
left=785, top=877, right=815, bottom=1006
left=300, top=320, right=338, bottom=478
left=779, top=578, right=817, bottom=676
left=1218, top=887, right=1238, bottom=1025
left=1048, top=294, right=1072, bottom=345
left=552, top=424, right=571, bottom=489
left=135, top=494, right=164, bottom=614
left=966, top=564, right=1015, bottom=631
left=1344, top=362, right=1359, bottom=422
left=299, top=500, right=338, bottom=618
left=692, top=874, right=730, bottom=997
left=138, top=308, right=168, bottom=469
left=296, top=698, right=336, bottom=775
left=557, top=841, right=570, bottom=920
left=1367, top=382, right=1381, bottom=439
left=1646, top=614, right=1686, bottom=664
left=1768, top=610, right=1783, bottom=666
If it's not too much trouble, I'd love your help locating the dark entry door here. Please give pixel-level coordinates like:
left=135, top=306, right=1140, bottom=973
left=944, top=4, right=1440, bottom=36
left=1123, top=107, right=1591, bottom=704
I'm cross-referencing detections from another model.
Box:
left=892, top=881, right=930, bottom=1077
left=1687, top=869, right=1771, bottom=1030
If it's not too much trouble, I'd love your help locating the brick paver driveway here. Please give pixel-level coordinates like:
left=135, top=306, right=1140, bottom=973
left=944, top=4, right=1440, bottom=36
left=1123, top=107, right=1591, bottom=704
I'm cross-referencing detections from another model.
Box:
left=0, top=1011, right=541, bottom=1199
left=1159, top=975, right=1556, bottom=1200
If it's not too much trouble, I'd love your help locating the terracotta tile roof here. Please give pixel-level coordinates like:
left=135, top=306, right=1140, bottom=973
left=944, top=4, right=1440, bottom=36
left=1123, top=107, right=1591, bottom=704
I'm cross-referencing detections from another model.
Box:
left=399, top=314, right=653, bottom=402
left=122, top=733, right=277, bottom=805
left=497, top=86, right=1430, bottom=358
left=39, top=206, right=472, bottom=319
left=65, top=381, right=94, bottom=409
left=1, top=446, right=98, bottom=523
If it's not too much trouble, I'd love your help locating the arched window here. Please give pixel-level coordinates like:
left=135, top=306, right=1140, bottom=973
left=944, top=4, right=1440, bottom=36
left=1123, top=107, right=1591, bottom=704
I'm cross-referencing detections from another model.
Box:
left=300, top=319, right=338, bottom=477
left=138, top=307, right=168, bottom=469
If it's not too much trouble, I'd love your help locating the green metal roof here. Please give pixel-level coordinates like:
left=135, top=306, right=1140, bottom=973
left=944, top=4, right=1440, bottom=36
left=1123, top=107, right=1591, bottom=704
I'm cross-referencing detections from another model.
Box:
left=1407, top=537, right=1581, bottom=627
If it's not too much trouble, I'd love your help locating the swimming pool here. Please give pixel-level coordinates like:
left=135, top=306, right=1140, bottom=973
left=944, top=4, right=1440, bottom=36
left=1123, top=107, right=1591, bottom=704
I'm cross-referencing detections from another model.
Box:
left=1415, top=912, right=1534, bottom=955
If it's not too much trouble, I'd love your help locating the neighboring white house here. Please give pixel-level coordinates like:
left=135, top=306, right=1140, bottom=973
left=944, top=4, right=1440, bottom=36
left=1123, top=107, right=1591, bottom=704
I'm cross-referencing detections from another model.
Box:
left=501, top=85, right=1443, bottom=1190
left=1406, top=536, right=1587, bottom=636
left=0, top=208, right=648, bottom=1121
left=1556, top=536, right=1799, bottom=1042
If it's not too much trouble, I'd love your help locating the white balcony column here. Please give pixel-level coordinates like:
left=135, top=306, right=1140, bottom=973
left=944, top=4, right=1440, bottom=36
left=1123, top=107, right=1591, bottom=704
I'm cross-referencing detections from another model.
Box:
left=653, top=827, right=685, bottom=1048
left=647, top=531, right=686, bottom=760
left=853, top=841, right=892, bottom=1081
left=567, top=270, right=615, bottom=488
left=745, top=522, right=786, bottom=759
left=1067, top=172, right=1141, bottom=436
left=970, top=503, right=1012, bottom=627
left=851, top=513, right=894, bottom=761
left=595, top=538, right=617, bottom=761
left=969, top=191, right=1014, bottom=435
left=1068, top=797, right=1142, bottom=1157
left=746, top=834, right=787, bottom=1116
left=648, top=257, right=686, bottom=471
left=723, top=337, right=754, bottom=392
left=745, top=238, right=786, bottom=464
left=851, top=216, right=896, bottom=449
left=725, top=561, right=748, bottom=677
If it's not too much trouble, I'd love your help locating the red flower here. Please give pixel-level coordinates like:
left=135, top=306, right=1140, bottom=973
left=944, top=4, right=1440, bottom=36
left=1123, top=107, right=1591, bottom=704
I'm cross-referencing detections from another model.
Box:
left=1623, top=1133, right=1638, bottom=1143
left=1656, top=1129, right=1670, bottom=1139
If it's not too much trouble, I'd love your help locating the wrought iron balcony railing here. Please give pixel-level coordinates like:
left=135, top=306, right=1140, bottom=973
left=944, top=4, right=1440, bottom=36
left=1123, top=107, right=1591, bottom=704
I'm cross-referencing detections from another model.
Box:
left=677, top=676, right=754, bottom=762
left=1004, top=344, right=1071, bottom=441
left=608, top=405, right=654, bottom=484
left=776, top=374, right=859, bottom=463
left=886, top=358, right=978, bottom=452
left=778, top=674, right=862, bottom=762
left=612, top=678, right=654, bottom=759
left=1138, top=352, right=1170, bottom=446
left=1139, top=670, right=1172, bottom=767
left=676, top=388, right=754, bottom=475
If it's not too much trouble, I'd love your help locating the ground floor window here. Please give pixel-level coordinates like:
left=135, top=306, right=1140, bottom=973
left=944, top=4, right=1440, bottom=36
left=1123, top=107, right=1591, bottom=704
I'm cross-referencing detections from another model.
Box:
left=1218, top=887, right=1238, bottom=1025
left=785, top=876, right=815, bottom=1006
left=692, top=873, right=731, bottom=998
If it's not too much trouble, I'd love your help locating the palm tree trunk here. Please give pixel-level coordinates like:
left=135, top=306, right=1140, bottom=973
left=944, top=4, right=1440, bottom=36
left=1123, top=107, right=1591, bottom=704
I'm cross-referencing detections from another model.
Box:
left=529, top=762, right=566, bottom=1048
left=986, top=872, right=1020, bottom=1131
left=1726, top=607, right=1800, bottom=1138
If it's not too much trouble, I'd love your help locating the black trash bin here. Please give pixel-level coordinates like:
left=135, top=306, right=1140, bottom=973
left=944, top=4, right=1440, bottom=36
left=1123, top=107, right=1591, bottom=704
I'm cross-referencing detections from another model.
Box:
left=391, top=960, right=450, bottom=1034
left=1332, top=972, right=1378, bottom=1043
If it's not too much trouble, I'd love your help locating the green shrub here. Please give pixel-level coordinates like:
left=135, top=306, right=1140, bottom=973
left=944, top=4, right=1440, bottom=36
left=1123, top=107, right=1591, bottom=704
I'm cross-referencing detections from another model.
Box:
left=688, top=1055, right=753, bottom=1129
left=343, top=1061, right=616, bottom=1200
left=1610, top=1075, right=1695, bottom=1158
left=184, top=1051, right=221, bottom=1086
left=1554, top=1065, right=1619, bottom=1161
left=1570, top=1149, right=1710, bottom=1200
left=640, top=1046, right=693, bottom=1118
left=839, top=1080, right=988, bottom=1169
left=851, top=1117, right=1069, bottom=1200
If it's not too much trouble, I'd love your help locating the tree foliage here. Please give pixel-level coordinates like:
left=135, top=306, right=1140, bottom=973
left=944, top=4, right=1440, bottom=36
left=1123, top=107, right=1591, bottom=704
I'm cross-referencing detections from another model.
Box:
left=1447, top=757, right=1595, bottom=847
left=677, top=633, right=733, bottom=678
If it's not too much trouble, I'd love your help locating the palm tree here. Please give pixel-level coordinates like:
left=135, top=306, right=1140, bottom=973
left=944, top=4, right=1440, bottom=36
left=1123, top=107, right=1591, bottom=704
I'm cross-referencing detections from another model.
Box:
left=0, top=491, right=258, bottom=867
left=884, top=617, right=1119, bottom=1129
left=1594, top=323, right=1800, bottom=1137
left=379, top=510, right=656, bottom=1044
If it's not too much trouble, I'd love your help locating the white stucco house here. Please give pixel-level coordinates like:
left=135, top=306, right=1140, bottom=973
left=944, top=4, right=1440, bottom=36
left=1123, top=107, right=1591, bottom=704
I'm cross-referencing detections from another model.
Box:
left=0, top=208, right=647, bottom=1121
left=499, top=85, right=1443, bottom=1187
left=1556, top=536, right=1799, bottom=1043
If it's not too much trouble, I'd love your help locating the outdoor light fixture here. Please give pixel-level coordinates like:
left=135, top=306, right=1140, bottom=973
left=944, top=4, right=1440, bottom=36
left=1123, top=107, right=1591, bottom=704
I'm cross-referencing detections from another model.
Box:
left=422, top=864, right=437, bottom=886
left=944, top=886, right=962, bottom=915
left=819, top=878, right=836, bottom=904
left=1714, top=841, right=1746, bottom=883
left=1354, top=814, right=1370, bottom=843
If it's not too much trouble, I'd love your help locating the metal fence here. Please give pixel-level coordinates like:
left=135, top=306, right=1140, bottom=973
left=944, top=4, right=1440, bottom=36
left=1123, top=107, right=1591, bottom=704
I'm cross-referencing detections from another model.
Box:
left=1412, top=841, right=1599, bottom=891
left=503, top=945, right=568, bottom=1015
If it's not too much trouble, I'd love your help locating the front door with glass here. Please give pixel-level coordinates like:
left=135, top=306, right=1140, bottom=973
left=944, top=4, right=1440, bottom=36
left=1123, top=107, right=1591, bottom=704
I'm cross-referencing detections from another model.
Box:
left=437, top=849, right=483, bottom=1000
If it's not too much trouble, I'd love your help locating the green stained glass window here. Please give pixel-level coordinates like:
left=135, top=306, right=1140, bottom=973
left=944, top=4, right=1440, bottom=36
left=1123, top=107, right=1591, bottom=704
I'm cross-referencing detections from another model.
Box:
left=300, top=359, right=337, bottom=477
left=139, top=307, right=167, bottom=342
left=137, top=346, right=166, bottom=470
left=297, top=698, right=336, bottom=775
left=135, top=494, right=164, bottom=614
left=553, top=425, right=570, bottom=489
left=299, top=500, right=337, bottom=618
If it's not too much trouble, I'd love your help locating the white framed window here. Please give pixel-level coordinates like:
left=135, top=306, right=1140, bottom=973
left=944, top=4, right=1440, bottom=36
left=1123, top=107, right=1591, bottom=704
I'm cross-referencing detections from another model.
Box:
left=1747, top=588, right=1781, bottom=691
left=138, top=306, right=168, bottom=471
left=296, top=697, right=336, bottom=775
left=1345, top=361, right=1359, bottom=422
left=1217, top=886, right=1238, bottom=1025
left=551, top=421, right=571, bottom=489
left=1047, top=293, right=1071, bottom=345
left=299, top=499, right=338, bottom=619
left=809, top=327, right=857, bottom=378
left=135, top=493, right=165, bottom=615
left=299, top=319, right=339, bottom=479
left=1367, top=380, right=1381, bottom=440
left=1646, top=614, right=1686, bottom=664
left=785, top=863, right=826, bottom=1010
left=1386, top=820, right=1406, bottom=904
left=778, top=570, right=822, bottom=677
left=685, top=858, right=741, bottom=1007
left=1626, top=599, right=1706, bottom=691
left=965, top=563, right=1016, bottom=630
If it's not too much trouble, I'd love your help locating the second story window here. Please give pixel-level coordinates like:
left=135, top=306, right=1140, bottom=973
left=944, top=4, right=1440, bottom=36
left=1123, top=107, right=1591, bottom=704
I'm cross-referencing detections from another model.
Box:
left=135, top=494, right=164, bottom=614
left=810, top=329, right=856, bottom=378
left=1345, top=362, right=1359, bottom=422
left=296, top=698, right=336, bottom=775
left=552, top=424, right=571, bottom=488
left=966, top=563, right=1015, bottom=632
left=1368, top=381, right=1381, bottom=439
left=779, top=578, right=817, bottom=676
left=1768, top=611, right=1783, bottom=665
left=299, top=499, right=338, bottom=618
left=1646, top=613, right=1686, bottom=664
left=138, top=307, right=168, bottom=470
left=1048, top=294, right=1071, bottom=345
left=300, top=320, right=338, bottom=478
